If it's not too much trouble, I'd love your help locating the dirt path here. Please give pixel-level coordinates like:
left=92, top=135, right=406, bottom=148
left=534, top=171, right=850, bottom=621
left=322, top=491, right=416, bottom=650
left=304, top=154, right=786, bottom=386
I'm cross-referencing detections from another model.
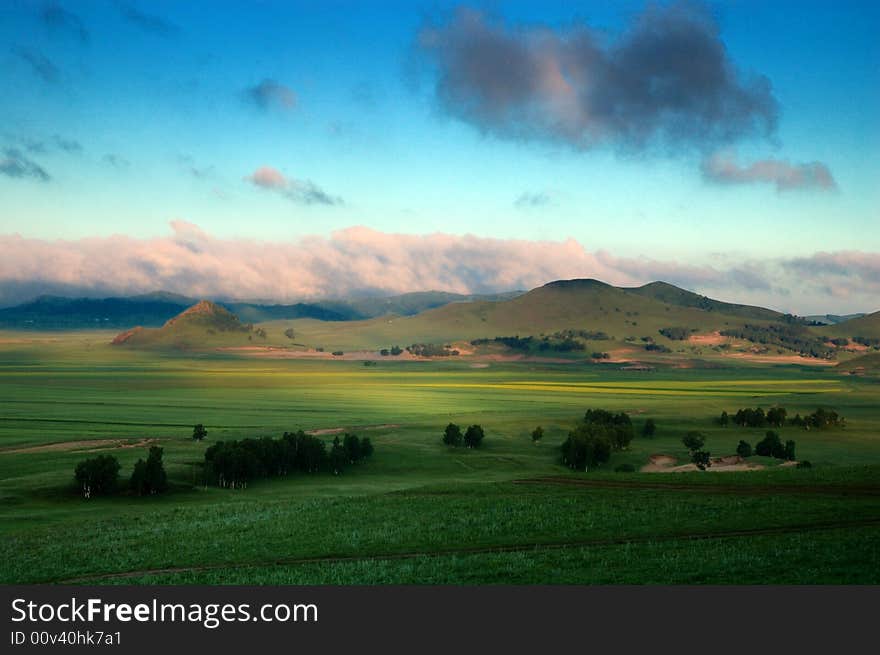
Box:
left=57, top=516, right=880, bottom=584
left=0, top=437, right=159, bottom=455
left=305, top=424, right=401, bottom=436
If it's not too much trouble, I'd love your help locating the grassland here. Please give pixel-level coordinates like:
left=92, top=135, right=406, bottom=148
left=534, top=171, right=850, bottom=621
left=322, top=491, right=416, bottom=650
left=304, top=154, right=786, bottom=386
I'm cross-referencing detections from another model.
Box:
left=1, top=330, right=878, bottom=584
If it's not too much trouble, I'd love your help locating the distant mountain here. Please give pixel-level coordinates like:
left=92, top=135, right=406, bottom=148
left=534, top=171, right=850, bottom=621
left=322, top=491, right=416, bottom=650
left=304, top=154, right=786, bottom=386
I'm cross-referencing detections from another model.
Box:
left=0, top=290, right=523, bottom=329
left=804, top=313, right=866, bottom=326
left=0, top=294, right=195, bottom=329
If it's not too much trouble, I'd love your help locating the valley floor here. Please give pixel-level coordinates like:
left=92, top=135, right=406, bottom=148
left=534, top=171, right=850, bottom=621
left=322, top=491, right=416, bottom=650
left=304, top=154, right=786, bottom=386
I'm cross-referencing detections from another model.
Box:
left=1, top=334, right=878, bottom=584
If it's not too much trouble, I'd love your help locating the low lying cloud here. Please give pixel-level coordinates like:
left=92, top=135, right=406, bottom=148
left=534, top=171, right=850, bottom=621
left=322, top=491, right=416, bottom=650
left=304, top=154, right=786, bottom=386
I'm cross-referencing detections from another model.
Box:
left=0, top=149, right=50, bottom=182
left=417, top=4, right=777, bottom=151
left=0, top=223, right=876, bottom=314
left=14, top=47, right=60, bottom=84
left=245, top=79, right=297, bottom=112
left=245, top=166, right=342, bottom=206
left=702, top=151, right=836, bottom=191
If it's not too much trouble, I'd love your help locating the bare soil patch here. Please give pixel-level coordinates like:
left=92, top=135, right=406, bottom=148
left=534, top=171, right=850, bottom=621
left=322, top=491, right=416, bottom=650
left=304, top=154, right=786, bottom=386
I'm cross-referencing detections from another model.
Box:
left=305, top=424, right=401, bottom=436
left=641, top=453, right=765, bottom=473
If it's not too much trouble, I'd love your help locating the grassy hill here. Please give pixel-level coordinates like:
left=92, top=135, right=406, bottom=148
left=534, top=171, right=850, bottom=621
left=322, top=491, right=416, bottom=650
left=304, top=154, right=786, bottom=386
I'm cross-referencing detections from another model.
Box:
left=279, top=279, right=783, bottom=352
left=821, top=311, right=880, bottom=340
left=627, top=281, right=784, bottom=321
left=112, top=300, right=255, bottom=349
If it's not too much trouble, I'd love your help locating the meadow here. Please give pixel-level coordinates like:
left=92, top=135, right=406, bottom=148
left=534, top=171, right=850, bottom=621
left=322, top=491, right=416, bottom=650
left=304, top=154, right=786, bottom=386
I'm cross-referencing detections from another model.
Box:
left=1, top=331, right=878, bottom=584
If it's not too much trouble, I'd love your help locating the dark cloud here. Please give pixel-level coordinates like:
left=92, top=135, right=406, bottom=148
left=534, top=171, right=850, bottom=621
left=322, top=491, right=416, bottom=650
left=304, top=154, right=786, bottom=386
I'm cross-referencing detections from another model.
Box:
left=102, top=153, right=130, bottom=169
left=245, top=166, right=342, bottom=206
left=514, top=191, right=551, bottom=208
left=701, top=151, right=837, bottom=191
left=40, top=2, right=89, bottom=43
left=118, top=2, right=178, bottom=36
left=417, top=3, right=777, bottom=152
left=13, top=47, right=60, bottom=83
left=0, top=149, right=51, bottom=182
left=244, top=79, right=297, bottom=112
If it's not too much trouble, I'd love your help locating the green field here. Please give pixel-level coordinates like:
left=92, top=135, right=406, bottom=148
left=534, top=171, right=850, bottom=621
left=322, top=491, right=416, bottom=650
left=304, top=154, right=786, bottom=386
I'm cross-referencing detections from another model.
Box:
left=1, top=331, right=879, bottom=584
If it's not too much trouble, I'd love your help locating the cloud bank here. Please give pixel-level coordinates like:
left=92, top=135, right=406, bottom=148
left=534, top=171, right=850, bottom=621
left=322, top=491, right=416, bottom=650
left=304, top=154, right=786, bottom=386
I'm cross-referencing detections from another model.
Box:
left=0, top=223, right=876, bottom=314
left=702, top=151, right=837, bottom=191
left=417, top=4, right=777, bottom=151
left=245, top=166, right=342, bottom=206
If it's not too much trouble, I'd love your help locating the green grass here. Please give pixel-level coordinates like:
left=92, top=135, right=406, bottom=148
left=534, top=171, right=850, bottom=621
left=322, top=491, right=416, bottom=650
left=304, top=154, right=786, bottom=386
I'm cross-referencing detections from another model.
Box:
left=1, top=331, right=879, bottom=584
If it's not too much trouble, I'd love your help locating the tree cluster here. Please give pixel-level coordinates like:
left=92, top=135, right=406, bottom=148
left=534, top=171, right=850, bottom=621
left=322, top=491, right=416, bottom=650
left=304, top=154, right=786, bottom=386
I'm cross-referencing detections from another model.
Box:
left=204, top=430, right=373, bottom=488
left=561, top=409, right=634, bottom=472
left=754, top=431, right=796, bottom=460
left=719, top=323, right=833, bottom=358
left=379, top=345, right=404, bottom=356
left=74, top=447, right=169, bottom=499
left=658, top=327, right=692, bottom=341
left=442, top=423, right=485, bottom=448
left=789, top=408, right=844, bottom=430
left=407, top=343, right=459, bottom=357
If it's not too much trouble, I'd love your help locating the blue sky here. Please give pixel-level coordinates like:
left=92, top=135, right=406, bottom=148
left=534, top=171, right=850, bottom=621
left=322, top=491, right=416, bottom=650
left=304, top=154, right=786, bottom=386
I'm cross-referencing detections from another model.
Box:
left=0, top=1, right=878, bottom=311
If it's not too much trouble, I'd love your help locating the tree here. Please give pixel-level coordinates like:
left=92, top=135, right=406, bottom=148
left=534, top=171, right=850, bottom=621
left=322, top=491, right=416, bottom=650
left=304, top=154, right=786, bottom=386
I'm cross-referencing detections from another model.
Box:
left=682, top=431, right=705, bottom=452
left=464, top=424, right=485, bottom=448
left=192, top=424, right=208, bottom=441
left=329, top=436, right=347, bottom=474
left=131, top=446, right=168, bottom=495
left=360, top=437, right=374, bottom=459
left=443, top=423, right=463, bottom=447
left=783, top=440, right=796, bottom=461
left=284, top=328, right=295, bottom=339
left=736, top=440, right=752, bottom=458
left=691, top=450, right=712, bottom=470
left=74, top=455, right=120, bottom=498
left=343, top=433, right=362, bottom=463
left=718, top=411, right=729, bottom=427
left=642, top=419, right=656, bottom=438
left=531, top=426, right=544, bottom=443
left=767, top=406, right=787, bottom=428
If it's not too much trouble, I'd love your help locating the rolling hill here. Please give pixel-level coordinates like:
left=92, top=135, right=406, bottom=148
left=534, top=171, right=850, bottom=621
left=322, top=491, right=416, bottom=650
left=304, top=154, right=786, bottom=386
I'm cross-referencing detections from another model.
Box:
left=273, top=279, right=801, bottom=353
left=112, top=300, right=253, bottom=349
left=821, top=311, right=880, bottom=340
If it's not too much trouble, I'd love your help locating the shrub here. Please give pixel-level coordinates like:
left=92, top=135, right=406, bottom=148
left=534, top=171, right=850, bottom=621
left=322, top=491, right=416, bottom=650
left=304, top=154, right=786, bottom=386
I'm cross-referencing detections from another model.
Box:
left=531, top=426, right=544, bottom=443
left=736, top=440, right=752, bottom=458
left=192, top=424, right=208, bottom=441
